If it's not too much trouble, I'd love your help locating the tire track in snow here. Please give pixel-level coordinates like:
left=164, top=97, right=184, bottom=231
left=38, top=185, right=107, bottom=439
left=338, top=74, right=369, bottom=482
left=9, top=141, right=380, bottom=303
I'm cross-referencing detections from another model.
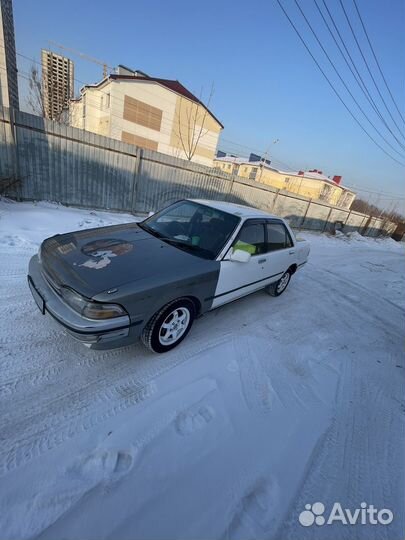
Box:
left=0, top=333, right=231, bottom=477
left=279, top=329, right=404, bottom=539
left=314, top=265, right=405, bottom=314
left=308, top=267, right=404, bottom=340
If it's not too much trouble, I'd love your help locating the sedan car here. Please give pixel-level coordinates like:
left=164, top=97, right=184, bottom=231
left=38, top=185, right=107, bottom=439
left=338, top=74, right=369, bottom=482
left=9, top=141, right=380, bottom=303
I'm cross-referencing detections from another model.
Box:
left=28, top=199, right=310, bottom=353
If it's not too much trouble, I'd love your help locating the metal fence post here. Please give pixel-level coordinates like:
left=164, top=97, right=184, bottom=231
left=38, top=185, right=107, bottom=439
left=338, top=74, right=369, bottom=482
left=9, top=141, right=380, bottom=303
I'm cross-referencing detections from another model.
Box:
left=271, top=189, right=280, bottom=211
left=131, top=147, right=143, bottom=213
left=343, top=209, right=352, bottom=226
left=9, top=107, right=20, bottom=198
left=299, top=199, right=311, bottom=231
left=322, top=207, right=333, bottom=233
left=226, top=174, right=235, bottom=201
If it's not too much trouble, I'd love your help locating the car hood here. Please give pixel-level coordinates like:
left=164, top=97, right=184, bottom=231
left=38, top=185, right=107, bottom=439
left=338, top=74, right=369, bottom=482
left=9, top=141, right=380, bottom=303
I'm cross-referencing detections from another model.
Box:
left=40, top=223, right=207, bottom=298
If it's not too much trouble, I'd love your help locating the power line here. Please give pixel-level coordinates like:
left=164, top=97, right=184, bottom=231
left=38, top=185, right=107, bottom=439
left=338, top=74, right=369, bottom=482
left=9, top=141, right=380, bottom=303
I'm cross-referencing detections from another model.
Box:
left=338, top=0, right=405, bottom=140
left=218, top=138, right=298, bottom=170
left=5, top=66, right=405, bottom=203
left=275, top=0, right=405, bottom=167
left=313, top=0, right=405, bottom=152
left=4, top=43, right=404, bottom=197
left=292, top=0, right=405, bottom=159
left=11, top=41, right=405, bottom=169
left=351, top=0, right=405, bottom=127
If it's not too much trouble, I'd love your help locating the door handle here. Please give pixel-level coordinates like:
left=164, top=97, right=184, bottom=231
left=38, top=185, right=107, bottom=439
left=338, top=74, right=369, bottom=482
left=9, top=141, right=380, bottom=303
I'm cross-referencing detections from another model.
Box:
left=289, top=250, right=295, bottom=255
left=258, top=258, right=267, bottom=264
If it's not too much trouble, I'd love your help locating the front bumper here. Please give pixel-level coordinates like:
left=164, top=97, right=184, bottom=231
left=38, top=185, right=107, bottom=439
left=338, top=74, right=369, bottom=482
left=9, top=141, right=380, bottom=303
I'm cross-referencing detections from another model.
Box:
left=28, top=255, right=141, bottom=349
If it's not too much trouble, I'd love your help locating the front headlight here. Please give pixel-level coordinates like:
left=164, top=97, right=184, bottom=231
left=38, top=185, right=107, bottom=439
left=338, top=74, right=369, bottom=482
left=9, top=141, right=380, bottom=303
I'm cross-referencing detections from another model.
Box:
left=60, top=287, right=127, bottom=320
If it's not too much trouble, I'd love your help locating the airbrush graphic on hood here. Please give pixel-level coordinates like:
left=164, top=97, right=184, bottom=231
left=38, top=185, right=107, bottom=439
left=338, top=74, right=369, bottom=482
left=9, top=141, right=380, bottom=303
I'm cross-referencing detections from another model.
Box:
left=79, top=239, right=133, bottom=270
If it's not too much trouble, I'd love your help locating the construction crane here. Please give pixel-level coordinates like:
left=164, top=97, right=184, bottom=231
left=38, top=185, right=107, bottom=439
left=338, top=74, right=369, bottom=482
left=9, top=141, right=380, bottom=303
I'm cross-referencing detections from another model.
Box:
left=47, top=40, right=112, bottom=79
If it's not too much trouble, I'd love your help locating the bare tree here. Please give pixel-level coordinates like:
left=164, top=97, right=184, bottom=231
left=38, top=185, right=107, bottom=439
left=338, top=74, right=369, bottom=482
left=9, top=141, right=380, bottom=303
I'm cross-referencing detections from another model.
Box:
left=173, top=85, right=214, bottom=161
left=351, top=197, right=405, bottom=223
left=26, top=64, right=45, bottom=117
left=26, top=64, right=68, bottom=123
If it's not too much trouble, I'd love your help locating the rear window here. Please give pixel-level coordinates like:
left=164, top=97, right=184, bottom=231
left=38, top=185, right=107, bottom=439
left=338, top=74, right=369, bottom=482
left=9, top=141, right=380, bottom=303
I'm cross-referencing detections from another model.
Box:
left=233, top=222, right=266, bottom=255
left=266, top=222, right=293, bottom=251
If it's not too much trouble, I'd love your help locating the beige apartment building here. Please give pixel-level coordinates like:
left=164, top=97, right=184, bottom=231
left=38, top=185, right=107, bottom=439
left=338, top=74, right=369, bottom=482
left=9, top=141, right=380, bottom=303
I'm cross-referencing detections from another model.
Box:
left=69, top=67, right=223, bottom=166
left=214, top=156, right=356, bottom=209
left=41, top=50, right=74, bottom=120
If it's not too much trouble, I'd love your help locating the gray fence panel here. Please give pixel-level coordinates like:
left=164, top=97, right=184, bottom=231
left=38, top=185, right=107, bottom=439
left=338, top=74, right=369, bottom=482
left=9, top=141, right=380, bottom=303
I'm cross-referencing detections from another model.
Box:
left=0, top=108, right=16, bottom=181
left=301, top=202, right=333, bottom=230
left=11, top=111, right=138, bottom=211
left=0, top=106, right=397, bottom=237
left=364, top=217, right=385, bottom=237
left=273, top=194, right=309, bottom=227
left=133, top=150, right=231, bottom=213
left=229, top=178, right=277, bottom=211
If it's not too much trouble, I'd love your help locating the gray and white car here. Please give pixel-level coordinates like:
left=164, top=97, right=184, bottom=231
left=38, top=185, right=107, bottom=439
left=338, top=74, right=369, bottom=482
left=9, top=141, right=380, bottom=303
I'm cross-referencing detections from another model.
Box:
left=28, top=199, right=310, bottom=353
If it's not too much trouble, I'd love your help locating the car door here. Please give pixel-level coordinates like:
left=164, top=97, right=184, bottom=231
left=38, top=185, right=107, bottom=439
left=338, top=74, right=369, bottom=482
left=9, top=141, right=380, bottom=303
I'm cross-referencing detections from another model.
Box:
left=211, top=220, right=268, bottom=308
left=263, top=220, right=295, bottom=281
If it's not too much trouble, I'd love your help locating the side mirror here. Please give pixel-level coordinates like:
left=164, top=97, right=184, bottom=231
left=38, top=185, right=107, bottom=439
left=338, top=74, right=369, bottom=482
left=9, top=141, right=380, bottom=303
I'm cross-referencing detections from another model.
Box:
left=230, top=249, right=251, bottom=263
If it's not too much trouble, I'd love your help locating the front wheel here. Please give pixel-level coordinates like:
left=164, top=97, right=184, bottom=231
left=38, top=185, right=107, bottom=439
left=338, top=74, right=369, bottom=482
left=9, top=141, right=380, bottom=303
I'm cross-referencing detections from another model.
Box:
left=141, top=298, right=195, bottom=353
left=265, top=269, right=292, bottom=297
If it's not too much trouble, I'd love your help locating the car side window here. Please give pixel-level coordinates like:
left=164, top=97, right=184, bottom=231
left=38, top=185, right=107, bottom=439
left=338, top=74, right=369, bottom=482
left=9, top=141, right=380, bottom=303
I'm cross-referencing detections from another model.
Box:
left=266, top=222, right=293, bottom=252
left=233, top=222, right=266, bottom=256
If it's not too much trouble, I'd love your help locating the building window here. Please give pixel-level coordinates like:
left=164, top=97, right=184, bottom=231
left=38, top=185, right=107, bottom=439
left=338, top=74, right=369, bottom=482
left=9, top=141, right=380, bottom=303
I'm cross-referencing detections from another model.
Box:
left=121, top=131, right=158, bottom=151
left=123, top=95, right=162, bottom=132
left=101, top=92, right=110, bottom=110
left=249, top=167, right=257, bottom=180
left=227, top=164, right=231, bottom=170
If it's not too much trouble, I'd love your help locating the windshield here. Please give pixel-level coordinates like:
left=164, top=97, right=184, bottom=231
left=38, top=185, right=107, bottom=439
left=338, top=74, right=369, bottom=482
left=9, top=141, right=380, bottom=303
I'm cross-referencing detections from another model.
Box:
left=139, top=200, right=240, bottom=260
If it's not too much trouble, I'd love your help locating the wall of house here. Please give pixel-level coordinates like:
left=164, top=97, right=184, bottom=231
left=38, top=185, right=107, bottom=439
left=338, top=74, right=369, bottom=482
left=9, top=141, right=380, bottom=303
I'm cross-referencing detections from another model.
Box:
left=213, top=160, right=355, bottom=209
left=70, top=80, right=221, bottom=167
left=110, top=80, right=175, bottom=155
left=169, top=96, right=221, bottom=165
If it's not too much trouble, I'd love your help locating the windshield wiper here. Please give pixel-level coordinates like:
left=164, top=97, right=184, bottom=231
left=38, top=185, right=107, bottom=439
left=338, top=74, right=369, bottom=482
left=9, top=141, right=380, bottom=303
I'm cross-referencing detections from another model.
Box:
left=158, top=237, right=201, bottom=251
left=138, top=222, right=164, bottom=239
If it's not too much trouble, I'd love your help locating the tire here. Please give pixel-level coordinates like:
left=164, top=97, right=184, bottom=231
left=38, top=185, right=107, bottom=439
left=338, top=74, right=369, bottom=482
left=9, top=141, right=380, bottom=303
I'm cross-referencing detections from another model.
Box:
left=141, top=298, right=195, bottom=353
left=265, top=269, right=292, bottom=297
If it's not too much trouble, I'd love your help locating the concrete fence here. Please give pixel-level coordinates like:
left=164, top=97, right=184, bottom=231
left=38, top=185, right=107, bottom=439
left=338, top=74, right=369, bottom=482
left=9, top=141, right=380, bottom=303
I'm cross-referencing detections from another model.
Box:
left=0, top=106, right=397, bottom=237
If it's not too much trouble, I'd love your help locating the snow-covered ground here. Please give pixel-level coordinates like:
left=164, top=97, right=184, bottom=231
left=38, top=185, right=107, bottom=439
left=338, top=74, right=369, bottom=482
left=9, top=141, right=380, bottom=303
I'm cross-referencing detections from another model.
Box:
left=0, top=199, right=404, bottom=540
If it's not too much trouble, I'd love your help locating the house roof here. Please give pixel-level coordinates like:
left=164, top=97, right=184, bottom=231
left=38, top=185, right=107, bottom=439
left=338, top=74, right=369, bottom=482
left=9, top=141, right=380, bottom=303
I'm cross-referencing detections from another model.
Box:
left=214, top=156, right=280, bottom=172
left=279, top=170, right=355, bottom=192
left=79, top=74, right=224, bottom=129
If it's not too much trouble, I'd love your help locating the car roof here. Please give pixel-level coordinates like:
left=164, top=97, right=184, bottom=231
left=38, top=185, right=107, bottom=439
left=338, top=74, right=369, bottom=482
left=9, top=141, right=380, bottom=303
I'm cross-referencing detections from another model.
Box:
left=189, top=199, right=279, bottom=220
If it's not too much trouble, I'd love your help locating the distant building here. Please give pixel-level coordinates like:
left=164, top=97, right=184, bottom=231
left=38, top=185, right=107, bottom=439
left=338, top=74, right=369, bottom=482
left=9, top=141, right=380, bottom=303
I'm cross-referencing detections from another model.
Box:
left=0, top=0, right=19, bottom=109
left=41, top=49, right=74, bottom=120
left=69, top=66, right=223, bottom=166
left=214, top=155, right=356, bottom=209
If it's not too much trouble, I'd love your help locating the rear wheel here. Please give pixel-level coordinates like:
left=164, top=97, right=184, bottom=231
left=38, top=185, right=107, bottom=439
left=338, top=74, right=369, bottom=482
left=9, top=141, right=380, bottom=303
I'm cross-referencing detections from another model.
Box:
left=265, top=269, right=292, bottom=297
left=141, top=298, right=195, bottom=353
